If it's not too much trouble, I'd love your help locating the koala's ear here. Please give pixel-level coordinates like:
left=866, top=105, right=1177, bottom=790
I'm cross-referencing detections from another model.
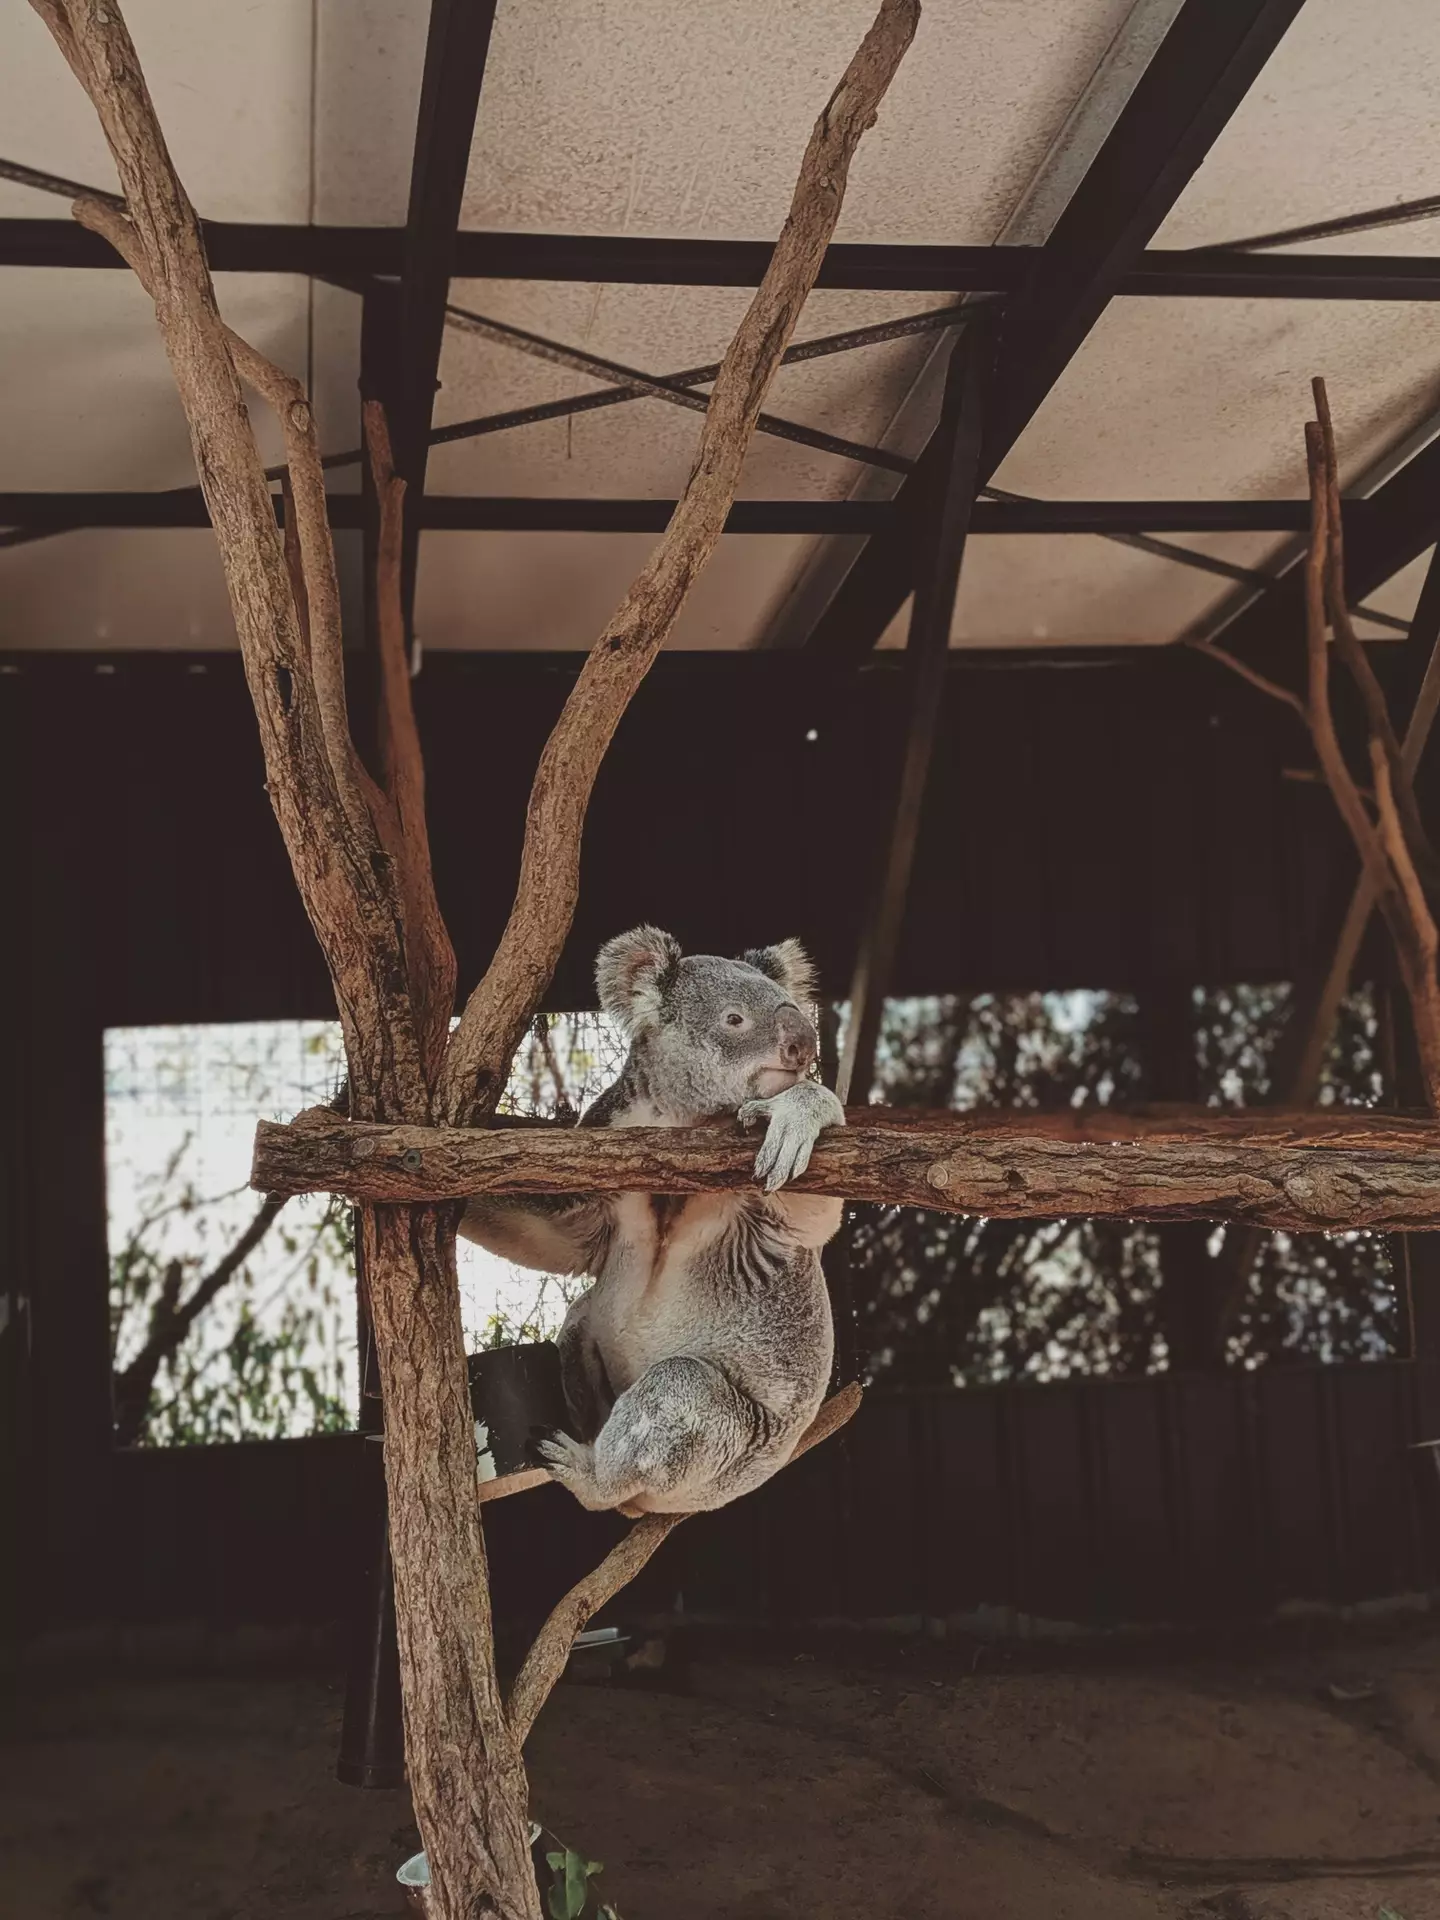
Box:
left=740, top=937, right=818, bottom=1005
left=595, top=925, right=682, bottom=1034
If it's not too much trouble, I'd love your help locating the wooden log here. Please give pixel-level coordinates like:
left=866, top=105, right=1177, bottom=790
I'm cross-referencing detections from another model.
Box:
left=253, top=1105, right=1440, bottom=1233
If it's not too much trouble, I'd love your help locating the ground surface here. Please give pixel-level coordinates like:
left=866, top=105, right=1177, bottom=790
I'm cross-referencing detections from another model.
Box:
left=5, top=1623, right=1440, bottom=1918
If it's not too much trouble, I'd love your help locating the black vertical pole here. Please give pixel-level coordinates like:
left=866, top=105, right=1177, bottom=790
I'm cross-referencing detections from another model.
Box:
left=834, top=309, right=995, bottom=1108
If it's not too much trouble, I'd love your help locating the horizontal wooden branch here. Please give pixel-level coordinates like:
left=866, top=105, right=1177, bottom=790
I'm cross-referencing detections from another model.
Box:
left=253, top=1105, right=1440, bottom=1232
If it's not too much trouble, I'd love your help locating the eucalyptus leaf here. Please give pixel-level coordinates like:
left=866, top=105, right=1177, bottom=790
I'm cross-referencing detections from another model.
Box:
left=564, top=1848, right=591, bottom=1916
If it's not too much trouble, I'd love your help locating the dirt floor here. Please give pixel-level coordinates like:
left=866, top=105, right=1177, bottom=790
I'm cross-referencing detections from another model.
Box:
left=5, top=1620, right=1440, bottom=1919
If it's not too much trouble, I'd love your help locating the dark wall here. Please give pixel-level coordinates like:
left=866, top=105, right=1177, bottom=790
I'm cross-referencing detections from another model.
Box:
left=91, top=1358, right=1440, bottom=1635
left=0, top=644, right=1407, bottom=1634
left=1, top=646, right=1370, bottom=1029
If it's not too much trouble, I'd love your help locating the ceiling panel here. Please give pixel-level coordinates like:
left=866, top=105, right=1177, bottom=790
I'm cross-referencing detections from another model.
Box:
left=0, top=0, right=316, bottom=221
left=460, top=0, right=1137, bottom=246
left=3, top=0, right=1439, bottom=656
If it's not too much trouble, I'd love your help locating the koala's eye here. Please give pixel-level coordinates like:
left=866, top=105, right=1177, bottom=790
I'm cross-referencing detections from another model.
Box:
left=723, top=1009, right=747, bottom=1029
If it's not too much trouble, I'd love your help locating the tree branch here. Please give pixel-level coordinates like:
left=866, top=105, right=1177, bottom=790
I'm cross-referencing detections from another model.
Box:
left=1372, top=736, right=1440, bottom=987
left=1185, top=637, right=1309, bottom=722
left=71, top=192, right=375, bottom=846
left=32, top=4, right=921, bottom=1912
left=31, top=74, right=424, bottom=1113
left=112, top=1192, right=288, bottom=1446
left=1312, top=377, right=1440, bottom=899
left=437, top=0, right=922, bottom=1125
left=506, top=1381, right=863, bottom=1747
left=251, top=1106, right=1440, bottom=1234
left=362, top=400, right=457, bottom=1080
left=1302, top=425, right=1400, bottom=906
left=1303, top=415, right=1440, bottom=1106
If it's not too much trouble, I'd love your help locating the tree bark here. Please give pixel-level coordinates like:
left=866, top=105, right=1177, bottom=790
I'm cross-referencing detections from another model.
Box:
left=360, top=1203, right=536, bottom=1912
left=437, top=0, right=922, bottom=1124
left=505, top=1381, right=862, bottom=1747
left=254, top=1106, right=1440, bottom=1234
left=28, top=3, right=920, bottom=1912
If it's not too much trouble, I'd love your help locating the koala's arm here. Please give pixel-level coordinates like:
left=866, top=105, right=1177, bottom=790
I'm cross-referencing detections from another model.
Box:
left=458, top=1193, right=611, bottom=1277
left=739, top=1082, right=845, bottom=1248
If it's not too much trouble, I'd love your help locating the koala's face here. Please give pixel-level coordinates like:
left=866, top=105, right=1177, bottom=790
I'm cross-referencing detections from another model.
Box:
left=596, top=927, right=820, bottom=1122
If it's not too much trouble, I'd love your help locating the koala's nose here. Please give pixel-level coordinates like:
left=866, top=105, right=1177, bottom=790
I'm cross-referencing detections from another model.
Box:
left=776, top=1005, right=816, bottom=1072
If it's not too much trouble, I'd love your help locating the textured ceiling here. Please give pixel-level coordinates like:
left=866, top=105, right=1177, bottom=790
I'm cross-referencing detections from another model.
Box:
left=1, top=0, right=1439, bottom=652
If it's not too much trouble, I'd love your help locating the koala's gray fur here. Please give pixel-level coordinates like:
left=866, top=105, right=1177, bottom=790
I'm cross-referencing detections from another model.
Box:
left=458, top=926, right=845, bottom=1515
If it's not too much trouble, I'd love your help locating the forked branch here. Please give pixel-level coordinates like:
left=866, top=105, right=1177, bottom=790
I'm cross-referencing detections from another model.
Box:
left=1311, top=378, right=1440, bottom=900
left=438, top=0, right=922, bottom=1124
left=1300, top=398, right=1440, bottom=1107
left=31, top=2, right=921, bottom=1912
left=507, top=1382, right=864, bottom=1745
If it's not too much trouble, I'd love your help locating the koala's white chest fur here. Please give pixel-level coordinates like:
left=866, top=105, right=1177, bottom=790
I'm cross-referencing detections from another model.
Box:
left=587, top=1191, right=770, bottom=1395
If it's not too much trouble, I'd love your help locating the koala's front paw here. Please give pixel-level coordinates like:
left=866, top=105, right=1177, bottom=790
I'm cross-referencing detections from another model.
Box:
left=738, top=1082, right=844, bottom=1193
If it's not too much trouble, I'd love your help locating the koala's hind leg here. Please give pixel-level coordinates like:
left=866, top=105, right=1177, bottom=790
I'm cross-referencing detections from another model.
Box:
left=555, top=1292, right=612, bottom=1443
left=537, top=1356, right=771, bottom=1514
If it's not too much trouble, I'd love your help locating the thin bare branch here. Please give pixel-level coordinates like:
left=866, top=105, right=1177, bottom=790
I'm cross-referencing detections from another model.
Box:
left=1186, top=637, right=1309, bottom=721
left=1312, top=377, right=1440, bottom=897
left=41, top=162, right=421, bottom=1113
left=507, top=1382, right=864, bottom=1746
left=362, top=401, right=457, bottom=1078
left=72, top=192, right=371, bottom=842
left=1303, top=418, right=1440, bottom=1107
left=112, top=1193, right=288, bottom=1446
left=1372, top=737, right=1439, bottom=974
left=439, top=0, right=923, bottom=1125
left=1302, top=423, right=1397, bottom=903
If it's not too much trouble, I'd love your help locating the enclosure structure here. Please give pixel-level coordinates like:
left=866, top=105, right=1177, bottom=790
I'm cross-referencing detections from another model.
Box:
left=6, top=0, right=1440, bottom=1716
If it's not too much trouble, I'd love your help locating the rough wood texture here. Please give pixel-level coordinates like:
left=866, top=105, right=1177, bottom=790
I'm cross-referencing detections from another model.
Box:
left=30, top=5, right=920, bottom=1913
left=360, top=1203, right=534, bottom=1913
left=437, top=0, right=921, bottom=1125
left=361, top=400, right=457, bottom=1081
left=1302, top=405, right=1440, bottom=1106
left=28, top=7, right=532, bottom=1912
left=506, top=1382, right=863, bottom=1747
left=253, top=1106, right=1440, bottom=1232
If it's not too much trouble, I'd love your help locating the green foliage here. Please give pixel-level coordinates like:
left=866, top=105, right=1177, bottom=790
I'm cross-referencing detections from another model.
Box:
left=109, top=1142, right=354, bottom=1446
left=849, top=986, right=1397, bottom=1385
left=542, top=1845, right=609, bottom=1920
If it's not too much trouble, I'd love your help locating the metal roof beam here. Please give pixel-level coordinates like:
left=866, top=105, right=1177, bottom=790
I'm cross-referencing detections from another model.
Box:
left=0, top=495, right=1381, bottom=536
left=9, top=224, right=1440, bottom=299
left=390, top=0, right=501, bottom=630
left=800, top=0, right=1310, bottom=658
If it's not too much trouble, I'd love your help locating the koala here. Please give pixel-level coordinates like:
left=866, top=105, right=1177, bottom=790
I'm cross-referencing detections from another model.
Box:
left=458, top=926, right=845, bottom=1515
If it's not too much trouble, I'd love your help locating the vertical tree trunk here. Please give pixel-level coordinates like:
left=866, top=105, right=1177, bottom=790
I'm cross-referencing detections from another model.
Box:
left=360, top=1202, right=540, bottom=1920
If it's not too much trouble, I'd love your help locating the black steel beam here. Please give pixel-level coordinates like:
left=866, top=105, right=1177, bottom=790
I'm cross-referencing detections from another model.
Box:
left=0, top=220, right=1022, bottom=284
left=9, top=217, right=1440, bottom=299
left=836, top=313, right=995, bottom=1104
left=0, top=495, right=1379, bottom=535
left=1206, top=432, right=1440, bottom=666
left=802, top=0, right=1310, bottom=658
left=390, top=0, right=501, bottom=644
left=394, top=1, right=500, bottom=495
left=988, top=0, right=1305, bottom=463
left=1124, top=252, right=1440, bottom=301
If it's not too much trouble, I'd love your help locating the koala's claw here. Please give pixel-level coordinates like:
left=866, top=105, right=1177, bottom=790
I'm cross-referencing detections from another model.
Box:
left=537, top=1430, right=591, bottom=1477
left=738, top=1084, right=843, bottom=1193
